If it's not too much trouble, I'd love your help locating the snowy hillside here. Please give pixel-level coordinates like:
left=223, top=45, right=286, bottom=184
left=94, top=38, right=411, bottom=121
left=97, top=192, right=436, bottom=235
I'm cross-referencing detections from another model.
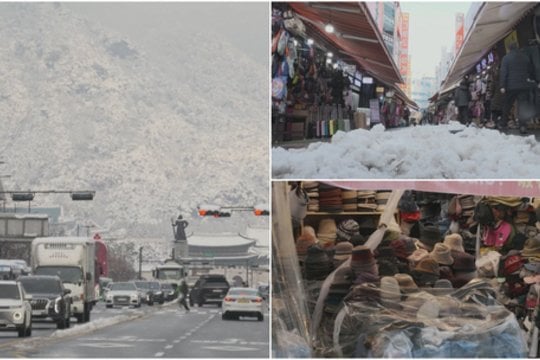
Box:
left=0, top=3, right=268, bottom=238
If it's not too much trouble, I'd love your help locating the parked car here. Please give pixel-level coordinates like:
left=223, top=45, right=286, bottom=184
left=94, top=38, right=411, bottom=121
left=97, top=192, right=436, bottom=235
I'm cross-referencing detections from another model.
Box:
left=19, top=275, right=72, bottom=329
left=0, top=280, right=33, bottom=337
left=105, top=282, right=141, bottom=308
left=221, top=287, right=264, bottom=321
left=148, top=281, right=165, bottom=305
left=189, top=274, right=230, bottom=307
left=160, top=283, right=176, bottom=301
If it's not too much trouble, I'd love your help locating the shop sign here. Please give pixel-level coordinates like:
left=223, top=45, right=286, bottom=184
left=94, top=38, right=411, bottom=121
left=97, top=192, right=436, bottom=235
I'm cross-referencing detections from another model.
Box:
left=376, top=86, right=385, bottom=93
left=504, top=30, right=519, bottom=53
left=340, top=62, right=356, bottom=77
left=369, top=99, right=381, bottom=124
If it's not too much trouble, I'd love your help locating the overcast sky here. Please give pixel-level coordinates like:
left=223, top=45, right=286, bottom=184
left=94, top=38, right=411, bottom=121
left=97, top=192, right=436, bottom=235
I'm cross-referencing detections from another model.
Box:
left=401, top=2, right=472, bottom=80
left=65, top=2, right=269, bottom=65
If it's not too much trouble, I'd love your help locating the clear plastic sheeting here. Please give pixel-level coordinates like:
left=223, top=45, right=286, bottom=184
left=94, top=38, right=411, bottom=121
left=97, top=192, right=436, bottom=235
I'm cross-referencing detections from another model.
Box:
left=326, top=279, right=528, bottom=358
left=272, top=182, right=312, bottom=358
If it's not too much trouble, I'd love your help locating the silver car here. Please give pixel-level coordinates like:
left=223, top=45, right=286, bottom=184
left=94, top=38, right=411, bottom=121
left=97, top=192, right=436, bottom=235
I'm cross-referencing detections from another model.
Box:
left=105, top=282, right=141, bottom=308
left=0, top=281, right=32, bottom=337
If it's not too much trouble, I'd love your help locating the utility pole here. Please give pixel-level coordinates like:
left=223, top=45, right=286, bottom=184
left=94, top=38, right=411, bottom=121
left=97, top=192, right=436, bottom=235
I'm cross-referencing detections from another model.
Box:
left=138, top=247, right=143, bottom=280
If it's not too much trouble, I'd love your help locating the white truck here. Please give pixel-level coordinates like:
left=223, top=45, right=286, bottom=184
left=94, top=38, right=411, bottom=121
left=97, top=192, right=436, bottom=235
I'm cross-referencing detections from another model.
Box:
left=152, top=260, right=186, bottom=295
left=31, top=237, right=95, bottom=323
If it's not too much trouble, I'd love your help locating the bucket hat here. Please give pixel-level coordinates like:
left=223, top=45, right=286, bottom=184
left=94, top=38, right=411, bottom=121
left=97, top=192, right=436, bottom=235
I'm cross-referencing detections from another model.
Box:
left=380, top=276, right=401, bottom=303
left=394, top=273, right=418, bottom=293
left=413, top=257, right=440, bottom=276
left=318, top=218, right=337, bottom=235
left=333, top=242, right=353, bottom=268
left=390, top=236, right=417, bottom=259
left=296, top=226, right=317, bottom=257
left=451, top=251, right=477, bottom=272
left=407, top=249, right=429, bottom=265
left=429, top=243, right=454, bottom=265
left=443, top=233, right=465, bottom=253
left=419, top=225, right=442, bottom=251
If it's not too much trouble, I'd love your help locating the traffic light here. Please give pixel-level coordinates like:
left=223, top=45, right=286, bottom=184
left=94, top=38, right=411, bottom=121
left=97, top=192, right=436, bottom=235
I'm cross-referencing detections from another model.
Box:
left=198, top=205, right=231, bottom=217
left=253, top=203, right=269, bottom=216
left=11, top=193, right=34, bottom=201
left=71, top=191, right=95, bottom=201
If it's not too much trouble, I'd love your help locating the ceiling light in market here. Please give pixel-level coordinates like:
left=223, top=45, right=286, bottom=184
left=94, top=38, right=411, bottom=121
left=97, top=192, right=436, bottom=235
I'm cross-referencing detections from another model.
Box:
left=332, top=63, right=338, bottom=69
left=326, top=58, right=332, bottom=64
left=307, top=38, right=314, bottom=46
left=327, top=52, right=333, bottom=58
left=325, top=23, right=335, bottom=33
left=293, top=39, right=298, bottom=46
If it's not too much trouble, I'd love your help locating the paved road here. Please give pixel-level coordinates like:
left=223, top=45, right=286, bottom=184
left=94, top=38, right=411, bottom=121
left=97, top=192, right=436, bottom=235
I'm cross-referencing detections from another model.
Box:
left=0, top=302, right=269, bottom=358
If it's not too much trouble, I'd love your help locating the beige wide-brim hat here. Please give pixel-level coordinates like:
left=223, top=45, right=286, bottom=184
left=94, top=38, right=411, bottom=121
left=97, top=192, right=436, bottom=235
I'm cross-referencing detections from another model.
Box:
left=443, top=233, right=465, bottom=253
left=430, top=243, right=454, bottom=265
left=318, top=218, right=337, bottom=235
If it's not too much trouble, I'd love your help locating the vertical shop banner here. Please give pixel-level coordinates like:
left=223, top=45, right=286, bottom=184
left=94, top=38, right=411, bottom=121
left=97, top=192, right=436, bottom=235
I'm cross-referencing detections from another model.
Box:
left=369, top=99, right=381, bottom=124
left=504, top=30, right=519, bottom=53
left=455, top=13, right=464, bottom=53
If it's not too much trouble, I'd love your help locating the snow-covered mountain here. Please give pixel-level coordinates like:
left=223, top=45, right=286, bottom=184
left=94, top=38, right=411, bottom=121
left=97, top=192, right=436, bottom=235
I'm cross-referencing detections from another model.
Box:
left=0, top=3, right=269, bottom=238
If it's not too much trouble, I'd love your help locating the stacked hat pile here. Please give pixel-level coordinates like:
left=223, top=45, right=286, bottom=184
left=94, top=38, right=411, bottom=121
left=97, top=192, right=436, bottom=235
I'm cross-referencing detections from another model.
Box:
left=342, top=189, right=358, bottom=212
left=458, top=195, right=476, bottom=218
left=375, top=191, right=392, bottom=212
left=429, top=243, right=454, bottom=266
left=394, top=273, right=418, bottom=294
left=336, top=219, right=360, bottom=242
left=350, top=245, right=379, bottom=285
left=304, top=182, right=319, bottom=212
left=522, top=234, right=540, bottom=261
left=357, top=191, right=378, bottom=211
left=333, top=241, right=353, bottom=268
left=375, top=246, right=400, bottom=276
left=379, top=276, right=402, bottom=308
left=304, top=245, right=333, bottom=281
left=317, top=218, right=337, bottom=249
left=318, top=184, right=343, bottom=213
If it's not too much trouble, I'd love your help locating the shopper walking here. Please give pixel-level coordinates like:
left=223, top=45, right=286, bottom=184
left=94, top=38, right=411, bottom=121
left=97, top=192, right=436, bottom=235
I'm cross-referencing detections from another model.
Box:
left=500, top=42, right=534, bottom=133
left=454, top=79, right=471, bottom=125
left=178, top=280, right=190, bottom=312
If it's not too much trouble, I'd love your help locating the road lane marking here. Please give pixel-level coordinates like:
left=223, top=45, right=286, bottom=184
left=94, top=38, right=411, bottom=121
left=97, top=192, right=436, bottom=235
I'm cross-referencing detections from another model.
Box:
left=174, top=340, right=180, bottom=344
left=202, top=345, right=258, bottom=352
left=79, top=343, right=133, bottom=348
left=165, top=345, right=173, bottom=349
left=154, top=352, right=164, bottom=357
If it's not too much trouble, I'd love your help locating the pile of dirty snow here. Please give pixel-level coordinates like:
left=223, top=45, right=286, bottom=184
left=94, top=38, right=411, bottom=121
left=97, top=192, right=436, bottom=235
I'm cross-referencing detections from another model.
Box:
left=272, top=123, right=540, bottom=179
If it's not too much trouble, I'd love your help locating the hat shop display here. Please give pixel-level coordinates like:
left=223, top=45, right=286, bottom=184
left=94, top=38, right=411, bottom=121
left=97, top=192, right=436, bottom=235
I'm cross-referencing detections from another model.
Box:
left=274, top=181, right=538, bottom=358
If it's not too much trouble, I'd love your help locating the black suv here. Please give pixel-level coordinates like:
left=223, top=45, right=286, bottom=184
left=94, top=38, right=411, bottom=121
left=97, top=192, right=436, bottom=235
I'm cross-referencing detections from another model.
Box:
left=134, top=281, right=165, bottom=305
left=189, top=275, right=230, bottom=307
left=19, top=275, right=72, bottom=329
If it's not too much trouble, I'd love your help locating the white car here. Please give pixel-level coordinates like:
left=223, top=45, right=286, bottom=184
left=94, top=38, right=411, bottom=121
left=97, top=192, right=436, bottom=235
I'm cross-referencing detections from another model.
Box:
left=0, top=281, right=32, bottom=337
left=221, top=287, right=264, bottom=321
left=105, top=282, right=141, bottom=308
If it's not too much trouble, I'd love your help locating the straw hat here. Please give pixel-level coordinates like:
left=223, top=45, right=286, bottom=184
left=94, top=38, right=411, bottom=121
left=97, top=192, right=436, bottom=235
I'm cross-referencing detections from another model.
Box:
left=407, top=248, right=429, bottom=265
left=413, top=257, right=441, bottom=276
left=318, top=218, right=337, bottom=235
left=429, top=243, right=454, bottom=265
left=443, top=233, right=465, bottom=253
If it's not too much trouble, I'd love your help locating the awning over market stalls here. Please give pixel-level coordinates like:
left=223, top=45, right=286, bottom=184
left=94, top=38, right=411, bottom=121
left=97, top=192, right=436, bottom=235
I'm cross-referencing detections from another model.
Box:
left=287, top=2, right=404, bottom=86
left=322, top=181, right=540, bottom=197
left=441, top=2, right=538, bottom=92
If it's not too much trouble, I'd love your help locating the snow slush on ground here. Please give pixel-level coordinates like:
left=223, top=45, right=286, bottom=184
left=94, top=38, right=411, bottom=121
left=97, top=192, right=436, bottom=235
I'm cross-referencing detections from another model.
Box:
left=272, top=123, right=540, bottom=179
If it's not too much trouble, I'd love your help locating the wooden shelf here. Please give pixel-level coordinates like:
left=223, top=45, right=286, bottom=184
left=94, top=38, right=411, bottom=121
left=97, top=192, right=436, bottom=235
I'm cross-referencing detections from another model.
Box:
left=306, top=211, right=386, bottom=216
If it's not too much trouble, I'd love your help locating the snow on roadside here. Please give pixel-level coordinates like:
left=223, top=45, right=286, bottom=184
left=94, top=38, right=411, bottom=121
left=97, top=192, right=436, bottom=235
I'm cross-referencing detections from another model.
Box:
left=272, top=123, right=540, bottom=179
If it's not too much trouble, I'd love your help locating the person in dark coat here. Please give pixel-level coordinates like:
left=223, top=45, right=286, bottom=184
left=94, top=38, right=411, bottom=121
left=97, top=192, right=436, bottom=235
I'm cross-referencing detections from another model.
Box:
left=500, top=42, right=534, bottom=132
left=178, top=280, right=190, bottom=312
left=454, top=79, right=471, bottom=125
